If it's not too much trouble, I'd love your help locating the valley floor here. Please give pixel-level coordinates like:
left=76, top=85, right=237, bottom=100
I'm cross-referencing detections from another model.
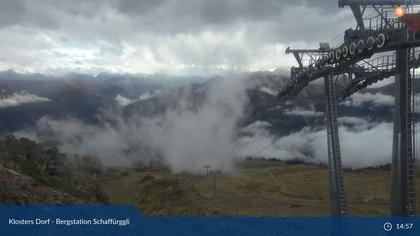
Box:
left=102, top=159, right=420, bottom=216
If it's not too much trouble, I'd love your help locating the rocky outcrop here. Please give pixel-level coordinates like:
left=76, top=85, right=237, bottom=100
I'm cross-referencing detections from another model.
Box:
left=0, top=165, right=79, bottom=204
left=0, top=135, right=108, bottom=204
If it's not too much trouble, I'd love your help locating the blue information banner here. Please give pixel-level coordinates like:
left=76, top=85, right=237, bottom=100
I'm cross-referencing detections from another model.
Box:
left=0, top=205, right=419, bottom=236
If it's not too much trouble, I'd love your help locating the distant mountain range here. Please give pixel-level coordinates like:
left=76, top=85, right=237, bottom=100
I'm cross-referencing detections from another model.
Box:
left=0, top=70, right=209, bottom=133
left=0, top=69, right=418, bottom=137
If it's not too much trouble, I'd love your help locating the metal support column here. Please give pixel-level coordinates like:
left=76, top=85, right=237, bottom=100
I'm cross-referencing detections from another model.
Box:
left=324, top=75, right=347, bottom=216
left=209, top=170, right=221, bottom=197
left=391, top=47, right=416, bottom=216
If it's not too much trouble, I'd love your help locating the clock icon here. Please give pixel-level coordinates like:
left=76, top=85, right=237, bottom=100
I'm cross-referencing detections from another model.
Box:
left=383, top=222, right=393, bottom=232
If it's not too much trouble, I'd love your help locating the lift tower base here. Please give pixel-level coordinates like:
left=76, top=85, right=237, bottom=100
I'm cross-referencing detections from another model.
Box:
left=391, top=47, right=416, bottom=216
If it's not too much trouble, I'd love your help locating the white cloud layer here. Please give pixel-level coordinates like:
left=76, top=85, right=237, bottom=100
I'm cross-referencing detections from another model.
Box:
left=114, top=91, right=161, bottom=107
left=259, top=86, right=277, bottom=96
left=0, top=91, right=51, bottom=108
left=16, top=77, right=249, bottom=173
left=341, top=92, right=394, bottom=107
left=114, top=94, right=133, bottom=107
left=284, top=106, right=324, bottom=117
left=237, top=121, right=398, bottom=169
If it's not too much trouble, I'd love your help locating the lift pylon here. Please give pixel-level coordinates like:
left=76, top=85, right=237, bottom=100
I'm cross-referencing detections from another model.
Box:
left=280, top=0, right=420, bottom=216
left=325, top=75, right=347, bottom=216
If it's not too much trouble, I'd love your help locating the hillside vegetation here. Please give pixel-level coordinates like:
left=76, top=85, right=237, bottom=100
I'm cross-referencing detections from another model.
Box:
left=103, top=159, right=420, bottom=216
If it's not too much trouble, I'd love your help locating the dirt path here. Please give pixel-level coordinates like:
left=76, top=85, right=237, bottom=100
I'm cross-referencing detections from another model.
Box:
left=263, top=169, right=278, bottom=181
left=363, top=192, right=375, bottom=203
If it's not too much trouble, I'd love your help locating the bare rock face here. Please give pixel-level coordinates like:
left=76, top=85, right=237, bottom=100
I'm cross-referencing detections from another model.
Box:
left=0, top=135, right=108, bottom=204
left=0, top=165, right=79, bottom=204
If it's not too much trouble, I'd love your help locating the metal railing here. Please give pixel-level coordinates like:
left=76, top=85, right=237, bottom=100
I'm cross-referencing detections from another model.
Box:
left=357, top=53, right=396, bottom=72
left=363, top=8, right=407, bottom=30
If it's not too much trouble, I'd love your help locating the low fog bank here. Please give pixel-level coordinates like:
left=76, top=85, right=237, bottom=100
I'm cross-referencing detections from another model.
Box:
left=14, top=75, right=411, bottom=172
left=0, top=91, right=51, bottom=108
left=16, top=77, right=249, bottom=173
left=238, top=121, right=402, bottom=169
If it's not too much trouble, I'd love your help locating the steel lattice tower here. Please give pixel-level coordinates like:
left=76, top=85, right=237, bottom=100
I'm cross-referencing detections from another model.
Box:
left=280, top=0, right=420, bottom=216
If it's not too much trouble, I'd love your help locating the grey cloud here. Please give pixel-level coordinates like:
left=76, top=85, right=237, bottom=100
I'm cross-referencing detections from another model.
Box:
left=0, top=0, right=355, bottom=74
left=117, top=0, right=341, bottom=23
left=116, top=0, right=353, bottom=43
left=117, top=0, right=283, bottom=20
left=118, top=0, right=165, bottom=15
left=0, top=0, right=26, bottom=27
left=0, top=0, right=110, bottom=29
left=0, top=0, right=58, bottom=29
left=0, top=0, right=351, bottom=39
left=302, top=0, right=342, bottom=13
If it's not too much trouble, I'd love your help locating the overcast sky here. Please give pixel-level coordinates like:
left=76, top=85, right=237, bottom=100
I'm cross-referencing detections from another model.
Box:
left=0, top=0, right=355, bottom=76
